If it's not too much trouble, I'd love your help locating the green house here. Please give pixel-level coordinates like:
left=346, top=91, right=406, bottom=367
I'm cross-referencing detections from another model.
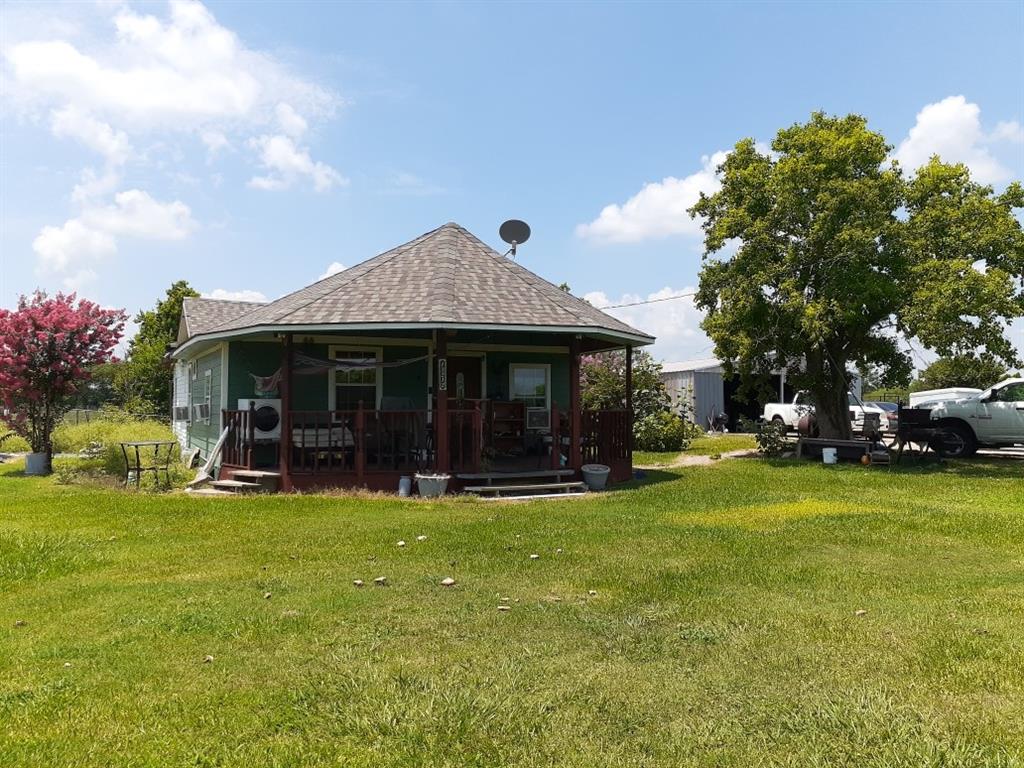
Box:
left=171, top=222, right=654, bottom=492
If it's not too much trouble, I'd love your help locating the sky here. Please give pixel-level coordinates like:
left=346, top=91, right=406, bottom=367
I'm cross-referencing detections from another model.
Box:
left=1, top=0, right=1023, bottom=364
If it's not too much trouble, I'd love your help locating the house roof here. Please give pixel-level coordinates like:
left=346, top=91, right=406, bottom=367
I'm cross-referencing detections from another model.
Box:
left=661, top=357, right=725, bottom=374
left=179, top=297, right=265, bottom=342
left=177, top=222, right=654, bottom=351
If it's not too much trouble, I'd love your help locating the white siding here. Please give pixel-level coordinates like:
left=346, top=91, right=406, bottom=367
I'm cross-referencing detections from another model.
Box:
left=172, top=359, right=190, bottom=450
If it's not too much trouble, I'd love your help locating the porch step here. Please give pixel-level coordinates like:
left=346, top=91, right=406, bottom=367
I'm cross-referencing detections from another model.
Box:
left=210, top=479, right=264, bottom=494
left=186, top=487, right=236, bottom=497
left=226, top=470, right=281, bottom=492
left=465, top=481, right=586, bottom=497
left=456, top=469, right=576, bottom=484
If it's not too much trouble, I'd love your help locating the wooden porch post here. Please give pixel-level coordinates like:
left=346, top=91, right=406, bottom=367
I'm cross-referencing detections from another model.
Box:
left=279, top=333, right=293, bottom=491
left=569, top=336, right=582, bottom=472
left=435, top=331, right=449, bottom=473
left=625, top=345, right=634, bottom=468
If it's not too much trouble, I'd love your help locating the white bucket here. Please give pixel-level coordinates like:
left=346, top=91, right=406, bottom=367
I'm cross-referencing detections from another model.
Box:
left=822, top=447, right=838, bottom=465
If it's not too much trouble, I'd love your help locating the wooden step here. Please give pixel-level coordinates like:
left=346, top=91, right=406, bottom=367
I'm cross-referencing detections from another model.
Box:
left=456, top=469, right=575, bottom=484
left=210, top=479, right=264, bottom=493
left=230, top=470, right=281, bottom=479
left=465, top=481, right=586, bottom=496
left=186, top=487, right=236, bottom=497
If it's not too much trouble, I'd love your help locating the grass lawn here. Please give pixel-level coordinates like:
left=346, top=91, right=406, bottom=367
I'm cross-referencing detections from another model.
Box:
left=2, top=456, right=1024, bottom=766
left=635, top=433, right=757, bottom=466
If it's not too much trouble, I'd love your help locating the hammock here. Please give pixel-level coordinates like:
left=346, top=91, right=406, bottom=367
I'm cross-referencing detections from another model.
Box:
left=249, top=352, right=430, bottom=395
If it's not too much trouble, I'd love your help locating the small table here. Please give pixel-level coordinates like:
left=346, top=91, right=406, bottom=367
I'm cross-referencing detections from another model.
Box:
left=120, top=441, right=176, bottom=488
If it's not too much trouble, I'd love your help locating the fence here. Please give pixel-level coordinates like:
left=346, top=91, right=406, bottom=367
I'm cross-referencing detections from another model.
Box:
left=63, top=409, right=171, bottom=426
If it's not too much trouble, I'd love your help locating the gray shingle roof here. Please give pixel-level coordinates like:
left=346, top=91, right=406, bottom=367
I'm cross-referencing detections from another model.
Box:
left=186, top=223, right=653, bottom=343
left=181, top=297, right=265, bottom=339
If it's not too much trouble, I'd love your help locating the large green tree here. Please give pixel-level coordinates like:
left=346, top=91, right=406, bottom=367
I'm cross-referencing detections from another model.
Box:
left=115, top=280, right=199, bottom=414
left=911, top=354, right=1011, bottom=392
left=691, top=112, right=1024, bottom=439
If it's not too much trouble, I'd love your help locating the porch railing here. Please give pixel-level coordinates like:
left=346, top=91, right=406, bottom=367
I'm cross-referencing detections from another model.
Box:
left=220, top=404, right=631, bottom=482
left=582, top=408, right=631, bottom=481
left=222, top=407, right=255, bottom=469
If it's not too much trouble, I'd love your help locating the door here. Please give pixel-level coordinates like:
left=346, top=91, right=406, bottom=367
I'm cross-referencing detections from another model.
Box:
left=978, top=382, right=1024, bottom=442
left=445, top=355, right=482, bottom=402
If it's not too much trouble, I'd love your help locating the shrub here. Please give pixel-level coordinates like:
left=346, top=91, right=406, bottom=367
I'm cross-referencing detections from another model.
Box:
left=634, top=411, right=693, bottom=452
left=52, top=415, right=178, bottom=476
left=1, top=425, right=31, bottom=452
left=738, top=417, right=788, bottom=457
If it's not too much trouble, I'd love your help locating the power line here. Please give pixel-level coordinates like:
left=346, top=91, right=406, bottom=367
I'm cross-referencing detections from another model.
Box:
left=601, top=291, right=696, bottom=310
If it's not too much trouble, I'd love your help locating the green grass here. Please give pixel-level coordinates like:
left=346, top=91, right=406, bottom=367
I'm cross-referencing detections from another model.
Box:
left=635, top=433, right=757, bottom=466
left=2, top=456, right=1024, bottom=766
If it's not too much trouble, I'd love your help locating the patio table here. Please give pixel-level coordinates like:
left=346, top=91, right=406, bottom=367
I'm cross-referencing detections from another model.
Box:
left=120, top=440, right=176, bottom=488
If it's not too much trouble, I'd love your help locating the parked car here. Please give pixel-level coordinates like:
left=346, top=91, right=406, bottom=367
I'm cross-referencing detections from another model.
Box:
left=763, top=391, right=888, bottom=432
left=926, top=378, right=1024, bottom=457
left=866, top=401, right=899, bottom=432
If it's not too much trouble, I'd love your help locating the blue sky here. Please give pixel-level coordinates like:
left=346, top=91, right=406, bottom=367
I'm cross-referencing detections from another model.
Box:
left=2, top=0, right=1022, bottom=362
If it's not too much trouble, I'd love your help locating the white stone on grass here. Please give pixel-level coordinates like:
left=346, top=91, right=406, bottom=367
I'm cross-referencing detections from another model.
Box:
left=441, top=577, right=456, bottom=587
left=353, top=579, right=365, bottom=587
left=374, top=576, right=387, bottom=586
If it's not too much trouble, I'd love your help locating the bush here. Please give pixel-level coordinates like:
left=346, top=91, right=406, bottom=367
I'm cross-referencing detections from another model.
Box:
left=738, top=417, right=789, bottom=457
left=1, top=425, right=31, bottom=452
left=634, top=411, right=693, bottom=452
left=52, top=414, right=178, bottom=476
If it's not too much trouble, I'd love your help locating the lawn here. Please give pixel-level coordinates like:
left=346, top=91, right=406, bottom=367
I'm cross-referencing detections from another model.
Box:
left=2, top=456, right=1024, bottom=766
left=634, top=433, right=757, bottom=466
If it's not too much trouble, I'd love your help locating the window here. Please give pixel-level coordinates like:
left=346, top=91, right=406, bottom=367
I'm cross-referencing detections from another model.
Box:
left=510, top=364, right=549, bottom=407
left=994, top=383, right=1024, bottom=402
left=330, top=347, right=380, bottom=411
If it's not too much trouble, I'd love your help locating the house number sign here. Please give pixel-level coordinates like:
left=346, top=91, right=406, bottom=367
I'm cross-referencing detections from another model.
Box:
left=438, top=358, right=448, bottom=391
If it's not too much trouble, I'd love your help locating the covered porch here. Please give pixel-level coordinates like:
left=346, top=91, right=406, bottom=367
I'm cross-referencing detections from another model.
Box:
left=218, top=328, right=637, bottom=492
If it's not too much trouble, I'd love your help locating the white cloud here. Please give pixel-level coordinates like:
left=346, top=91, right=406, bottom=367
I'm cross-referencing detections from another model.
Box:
left=51, top=105, right=131, bottom=165
left=248, top=134, right=346, bottom=192
left=380, top=171, right=446, bottom=196
left=576, top=151, right=727, bottom=243
left=32, top=190, right=195, bottom=290
left=81, top=189, right=195, bottom=239
left=4, top=1, right=336, bottom=130
left=275, top=102, right=308, bottom=138
left=33, top=219, right=116, bottom=275
left=318, top=261, right=348, bottom=280
left=201, top=129, right=230, bottom=159
left=585, top=287, right=711, bottom=363
left=202, top=288, right=267, bottom=302
left=893, top=95, right=1020, bottom=184
left=3, top=0, right=343, bottom=287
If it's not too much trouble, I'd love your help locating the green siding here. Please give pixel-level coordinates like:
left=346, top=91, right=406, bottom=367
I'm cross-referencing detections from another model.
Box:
left=187, top=347, right=223, bottom=458
left=223, top=341, right=567, bottom=415
left=485, top=351, right=570, bottom=410
left=227, top=341, right=429, bottom=411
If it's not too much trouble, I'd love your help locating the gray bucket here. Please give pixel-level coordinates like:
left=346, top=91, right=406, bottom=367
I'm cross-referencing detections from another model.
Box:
left=24, top=452, right=49, bottom=476
left=415, top=473, right=450, bottom=498
left=398, top=476, right=413, bottom=497
left=581, top=464, right=610, bottom=491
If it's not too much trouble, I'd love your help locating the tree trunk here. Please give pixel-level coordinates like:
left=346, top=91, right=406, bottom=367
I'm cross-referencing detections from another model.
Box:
left=812, top=351, right=852, bottom=440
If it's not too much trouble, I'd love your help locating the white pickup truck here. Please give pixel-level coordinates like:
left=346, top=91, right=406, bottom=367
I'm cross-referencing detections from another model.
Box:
left=926, top=378, right=1024, bottom=457
left=763, top=391, right=888, bottom=431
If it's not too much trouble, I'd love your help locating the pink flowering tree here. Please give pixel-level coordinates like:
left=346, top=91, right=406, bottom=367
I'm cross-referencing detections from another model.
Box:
left=0, top=292, right=126, bottom=473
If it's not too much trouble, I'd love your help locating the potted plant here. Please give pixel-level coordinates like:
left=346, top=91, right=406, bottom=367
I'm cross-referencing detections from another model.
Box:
left=0, top=292, right=125, bottom=475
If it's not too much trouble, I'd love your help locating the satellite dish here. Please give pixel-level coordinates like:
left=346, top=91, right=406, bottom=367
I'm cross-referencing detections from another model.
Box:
left=499, top=219, right=531, bottom=257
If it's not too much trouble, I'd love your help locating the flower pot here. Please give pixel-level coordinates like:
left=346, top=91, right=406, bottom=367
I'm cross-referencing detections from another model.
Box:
left=415, top=473, right=450, bottom=497
left=581, top=464, right=610, bottom=491
left=24, top=452, right=50, bottom=476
